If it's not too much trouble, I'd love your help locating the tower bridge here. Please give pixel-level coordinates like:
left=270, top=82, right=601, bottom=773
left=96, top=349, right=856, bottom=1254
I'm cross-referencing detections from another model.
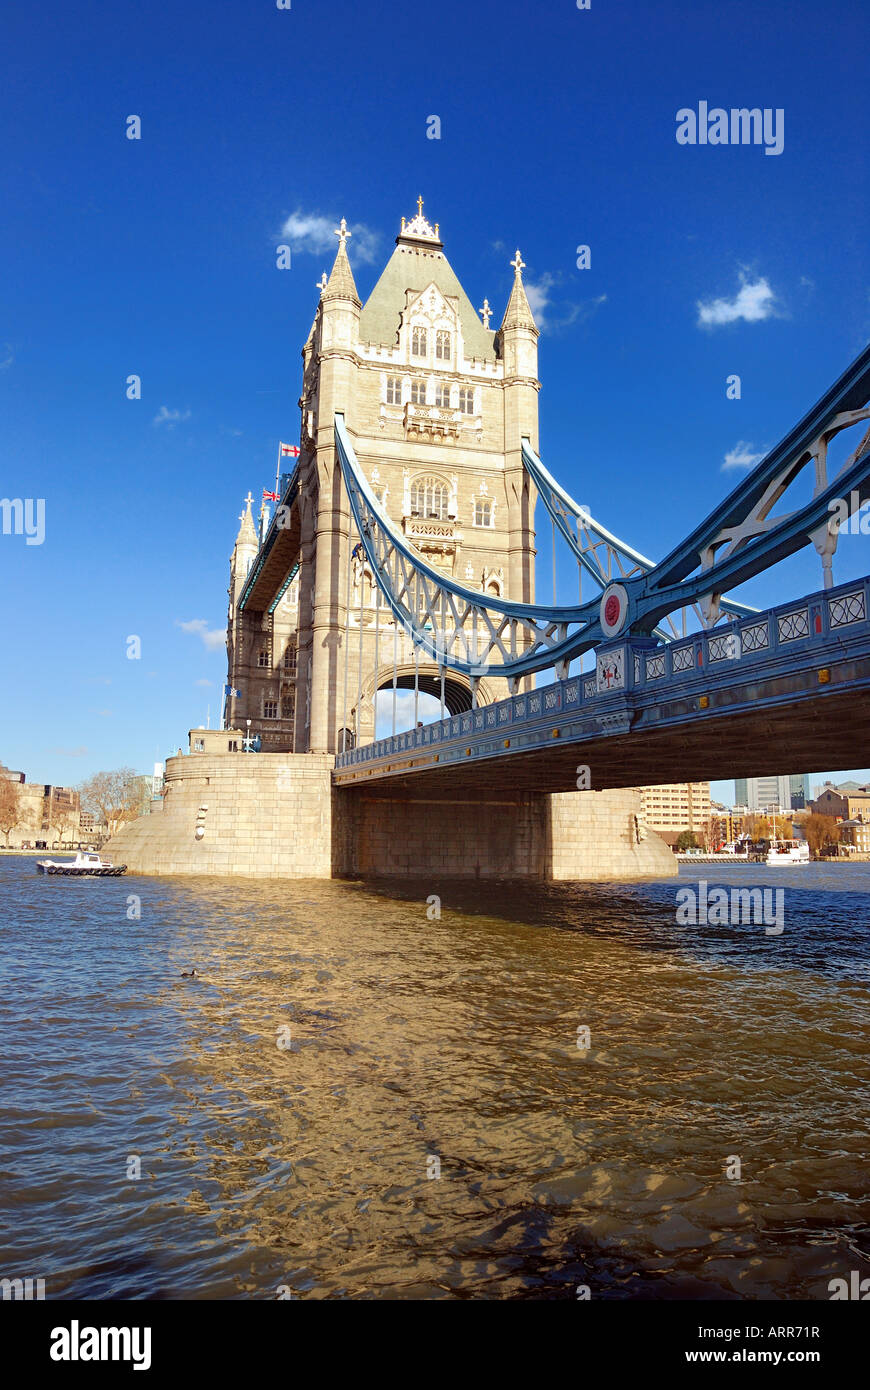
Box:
left=108, top=202, right=870, bottom=881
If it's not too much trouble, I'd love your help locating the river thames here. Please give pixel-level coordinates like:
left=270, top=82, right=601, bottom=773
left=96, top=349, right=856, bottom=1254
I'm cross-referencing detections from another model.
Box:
left=1, top=855, right=868, bottom=1300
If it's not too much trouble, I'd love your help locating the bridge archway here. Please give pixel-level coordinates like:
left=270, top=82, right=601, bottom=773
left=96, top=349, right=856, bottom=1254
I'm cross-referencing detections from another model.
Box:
left=383, top=670, right=471, bottom=716
left=351, top=662, right=501, bottom=739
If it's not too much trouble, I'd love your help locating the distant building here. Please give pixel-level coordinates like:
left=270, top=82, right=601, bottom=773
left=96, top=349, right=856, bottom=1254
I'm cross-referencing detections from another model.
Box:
left=710, top=807, right=746, bottom=846
left=734, top=775, right=795, bottom=813
left=640, top=782, right=711, bottom=846
left=840, top=819, right=870, bottom=853
left=810, top=782, right=870, bottom=821
left=0, top=777, right=82, bottom=849
left=789, top=774, right=812, bottom=810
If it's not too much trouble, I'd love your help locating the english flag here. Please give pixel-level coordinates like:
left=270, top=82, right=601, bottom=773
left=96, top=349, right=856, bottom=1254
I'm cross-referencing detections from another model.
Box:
left=280, top=443, right=300, bottom=458
left=262, top=489, right=279, bottom=502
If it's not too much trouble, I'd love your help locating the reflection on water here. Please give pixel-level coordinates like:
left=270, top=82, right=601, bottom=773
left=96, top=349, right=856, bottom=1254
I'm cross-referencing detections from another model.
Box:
left=0, top=856, right=868, bottom=1299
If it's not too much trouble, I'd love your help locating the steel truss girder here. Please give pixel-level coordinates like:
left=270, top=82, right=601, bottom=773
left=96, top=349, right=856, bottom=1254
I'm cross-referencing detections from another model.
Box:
left=334, top=343, right=870, bottom=679
left=521, top=440, right=757, bottom=636
left=640, top=344, right=870, bottom=624
left=335, top=415, right=596, bottom=680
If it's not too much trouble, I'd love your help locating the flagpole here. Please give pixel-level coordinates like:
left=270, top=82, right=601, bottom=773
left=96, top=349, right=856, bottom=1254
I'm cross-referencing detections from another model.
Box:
left=275, top=442, right=281, bottom=500
left=220, top=684, right=227, bottom=731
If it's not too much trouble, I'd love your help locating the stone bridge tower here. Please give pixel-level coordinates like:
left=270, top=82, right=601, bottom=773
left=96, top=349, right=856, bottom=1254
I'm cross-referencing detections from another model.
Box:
left=297, top=202, right=540, bottom=753
left=227, top=201, right=541, bottom=754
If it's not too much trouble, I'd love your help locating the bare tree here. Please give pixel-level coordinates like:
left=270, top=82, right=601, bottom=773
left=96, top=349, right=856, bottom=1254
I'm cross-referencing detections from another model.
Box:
left=803, top=813, right=840, bottom=860
left=743, top=814, right=771, bottom=841
left=78, top=767, right=141, bottom=837
left=0, top=771, right=22, bottom=847
left=48, top=805, right=79, bottom=849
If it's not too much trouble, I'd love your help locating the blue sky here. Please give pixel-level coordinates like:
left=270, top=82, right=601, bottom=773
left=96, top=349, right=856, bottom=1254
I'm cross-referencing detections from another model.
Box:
left=1, top=0, right=867, bottom=802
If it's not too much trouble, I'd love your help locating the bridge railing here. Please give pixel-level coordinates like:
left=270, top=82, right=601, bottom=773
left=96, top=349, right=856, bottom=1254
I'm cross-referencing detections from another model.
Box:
left=334, top=576, right=869, bottom=770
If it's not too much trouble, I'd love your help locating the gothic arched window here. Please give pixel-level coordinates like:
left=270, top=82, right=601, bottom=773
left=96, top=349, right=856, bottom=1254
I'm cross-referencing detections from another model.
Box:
left=434, top=382, right=451, bottom=408
left=474, top=499, right=493, bottom=528
left=435, top=330, right=451, bottom=360
left=386, top=375, right=402, bottom=405
left=410, top=475, right=449, bottom=520
left=458, top=386, right=475, bottom=415
left=410, top=379, right=426, bottom=405
left=411, top=326, right=428, bottom=358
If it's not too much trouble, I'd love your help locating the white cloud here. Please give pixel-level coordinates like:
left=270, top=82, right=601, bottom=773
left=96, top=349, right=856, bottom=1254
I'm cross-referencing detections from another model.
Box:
left=176, top=619, right=226, bottom=651
left=279, top=209, right=379, bottom=264
left=49, top=745, right=89, bottom=757
left=195, top=678, right=213, bottom=687
left=0, top=344, right=13, bottom=370
left=722, top=440, right=766, bottom=471
left=524, top=274, right=607, bottom=334
left=697, top=274, right=776, bottom=327
left=153, top=406, right=192, bottom=428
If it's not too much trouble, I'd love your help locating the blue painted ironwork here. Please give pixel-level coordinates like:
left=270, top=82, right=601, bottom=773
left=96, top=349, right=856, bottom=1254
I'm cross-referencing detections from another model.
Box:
left=268, top=563, right=300, bottom=615
left=334, top=576, right=870, bottom=779
left=237, top=465, right=300, bottom=613
left=334, top=343, right=870, bottom=680
left=521, top=439, right=757, bottom=630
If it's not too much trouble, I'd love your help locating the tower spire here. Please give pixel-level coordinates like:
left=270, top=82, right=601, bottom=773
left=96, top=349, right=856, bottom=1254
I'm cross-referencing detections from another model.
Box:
left=500, top=248, right=538, bottom=333
left=322, top=218, right=361, bottom=305
left=235, top=491, right=258, bottom=548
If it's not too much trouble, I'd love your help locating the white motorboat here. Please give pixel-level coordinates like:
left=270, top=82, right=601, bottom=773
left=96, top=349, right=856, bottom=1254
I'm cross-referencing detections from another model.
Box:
left=766, top=839, right=810, bottom=865
left=36, top=851, right=127, bottom=877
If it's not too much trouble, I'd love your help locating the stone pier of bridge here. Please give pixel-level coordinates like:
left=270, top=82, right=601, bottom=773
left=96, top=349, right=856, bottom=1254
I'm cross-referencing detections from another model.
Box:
left=105, top=745, right=675, bottom=882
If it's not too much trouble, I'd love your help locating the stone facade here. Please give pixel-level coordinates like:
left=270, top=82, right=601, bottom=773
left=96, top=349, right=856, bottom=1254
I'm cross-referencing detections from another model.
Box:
left=336, top=784, right=674, bottom=882
left=107, top=750, right=675, bottom=882
left=106, top=752, right=335, bottom=879
left=226, top=500, right=301, bottom=754
left=638, top=781, right=712, bottom=845
left=226, top=202, right=540, bottom=755
left=809, top=783, right=870, bottom=821
left=0, top=773, right=81, bottom=848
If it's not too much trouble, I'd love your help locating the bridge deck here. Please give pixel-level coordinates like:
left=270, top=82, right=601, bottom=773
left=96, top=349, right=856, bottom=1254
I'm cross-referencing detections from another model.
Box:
left=333, top=579, right=870, bottom=799
left=237, top=469, right=301, bottom=613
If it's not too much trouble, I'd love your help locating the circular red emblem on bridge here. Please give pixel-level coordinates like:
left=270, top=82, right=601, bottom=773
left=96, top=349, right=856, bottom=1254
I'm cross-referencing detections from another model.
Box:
left=599, top=583, right=628, bottom=638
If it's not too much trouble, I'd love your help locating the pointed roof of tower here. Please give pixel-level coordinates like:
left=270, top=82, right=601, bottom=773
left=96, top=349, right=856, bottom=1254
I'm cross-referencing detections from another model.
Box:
left=235, top=492, right=258, bottom=549
left=500, top=249, right=538, bottom=334
left=359, top=201, right=495, bottom=360
left=322, top=218, right=361, bottom=307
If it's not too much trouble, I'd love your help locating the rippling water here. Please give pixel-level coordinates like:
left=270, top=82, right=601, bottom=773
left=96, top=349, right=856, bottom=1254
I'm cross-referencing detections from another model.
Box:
left=1, top=854, right=868, bottom=1300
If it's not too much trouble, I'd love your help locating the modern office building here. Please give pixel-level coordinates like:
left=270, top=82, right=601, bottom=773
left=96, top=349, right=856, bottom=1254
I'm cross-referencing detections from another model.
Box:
left=734, top=775, right=806, bottom=813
